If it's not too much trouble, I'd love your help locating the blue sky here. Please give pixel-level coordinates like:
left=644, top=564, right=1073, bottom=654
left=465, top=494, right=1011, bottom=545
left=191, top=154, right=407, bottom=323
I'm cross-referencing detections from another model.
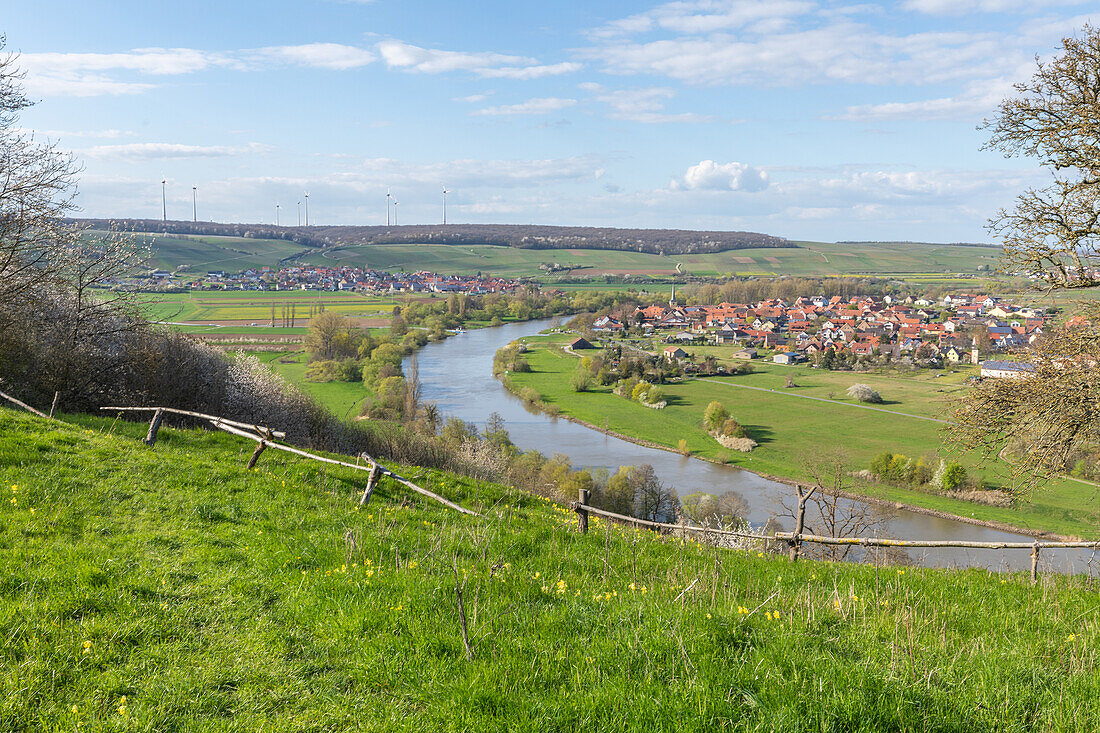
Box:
left=4, top=0, right=1096, bottom=241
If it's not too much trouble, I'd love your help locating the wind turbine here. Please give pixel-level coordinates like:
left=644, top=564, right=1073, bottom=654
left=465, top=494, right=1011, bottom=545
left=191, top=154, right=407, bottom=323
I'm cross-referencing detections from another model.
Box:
left=192, top=186, right=197, bottom=222
left=275, top=202, right=281, bottom=226
left=386, top=189, right=393, bottom=226
left=304, top=192, right=310, bottom=226
left=161, top=179, right=167, bottom=222
left=442, top=186, right=449, bottom=225
left=297, top=200, right=301, bottom=227
left=393, top=199, right=399, bottom=226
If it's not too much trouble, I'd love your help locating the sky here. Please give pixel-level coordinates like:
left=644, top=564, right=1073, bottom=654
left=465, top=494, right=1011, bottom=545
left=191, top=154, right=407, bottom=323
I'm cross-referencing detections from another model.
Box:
left=3, top=0, right=1096, bottom=242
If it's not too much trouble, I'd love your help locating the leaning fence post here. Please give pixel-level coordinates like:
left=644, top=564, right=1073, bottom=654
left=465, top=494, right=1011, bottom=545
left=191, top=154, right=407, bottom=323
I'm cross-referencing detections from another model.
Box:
left=48, top=392, right=60, bottom=419
left=576, top=488, right=590, bottom=534
left=245, top=441, right=267, bottom=470
left=143, top=408, right=165, bottom=447
left=1030, top=542, right=1040, bottom=585
left=359, top=462, right=381, bottom=506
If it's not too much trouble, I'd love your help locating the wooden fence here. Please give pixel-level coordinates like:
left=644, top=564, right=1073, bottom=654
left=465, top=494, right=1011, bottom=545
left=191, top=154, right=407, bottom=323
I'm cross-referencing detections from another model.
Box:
left=99, top=406, right=479, bottom=517
left=571, top=491, right=1100, bottom=584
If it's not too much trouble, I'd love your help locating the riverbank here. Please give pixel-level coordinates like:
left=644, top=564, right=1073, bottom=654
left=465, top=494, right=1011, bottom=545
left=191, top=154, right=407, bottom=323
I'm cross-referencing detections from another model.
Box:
left=501, top=334, right=1100, bottom=540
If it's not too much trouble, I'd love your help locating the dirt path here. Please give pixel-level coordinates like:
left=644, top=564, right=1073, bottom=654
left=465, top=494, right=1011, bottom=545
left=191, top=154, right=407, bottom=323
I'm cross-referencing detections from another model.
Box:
left=697, top=377, right=953, bottom=425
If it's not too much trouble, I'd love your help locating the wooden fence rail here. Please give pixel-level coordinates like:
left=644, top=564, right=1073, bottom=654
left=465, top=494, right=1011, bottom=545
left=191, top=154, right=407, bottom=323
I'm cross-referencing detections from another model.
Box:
left=573, top=492, right=1100, bottom=584
left=0, top=388, right=51, bottom=419
left=100, top=406, right=479, bottom=517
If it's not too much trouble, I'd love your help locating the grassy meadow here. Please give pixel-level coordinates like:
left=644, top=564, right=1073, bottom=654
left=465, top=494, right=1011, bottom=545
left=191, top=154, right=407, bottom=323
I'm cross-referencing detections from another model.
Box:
left=303, top=240, right=1001, bottom=282
left=3, top=407, right=1100, bottom=730
left=505, top=335, right=1100, bottom=539
left=107, top=231, right=306, bottom=273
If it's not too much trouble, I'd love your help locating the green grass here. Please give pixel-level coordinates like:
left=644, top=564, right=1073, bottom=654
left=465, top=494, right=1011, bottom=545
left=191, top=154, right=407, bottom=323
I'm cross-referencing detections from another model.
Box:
left=302, top=240, right=1002, bottom=282
left=109, top=231, right=307, bottom=272
left=249, top=350, right=373, bottom=420
left=3, top=407, right=1100, bottom=730
left=141, top=290, right=412, bottom=325
left=507, top=336, right=1100, bottom=538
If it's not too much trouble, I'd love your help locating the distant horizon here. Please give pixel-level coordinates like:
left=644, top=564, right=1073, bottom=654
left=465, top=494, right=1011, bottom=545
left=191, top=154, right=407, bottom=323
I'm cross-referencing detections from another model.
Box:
left=68, top=216, right=995, bottom=248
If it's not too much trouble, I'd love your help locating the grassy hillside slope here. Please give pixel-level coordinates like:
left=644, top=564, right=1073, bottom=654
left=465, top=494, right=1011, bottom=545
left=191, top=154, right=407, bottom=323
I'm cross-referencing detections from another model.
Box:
left=2, top=408, right=1098, bottom=730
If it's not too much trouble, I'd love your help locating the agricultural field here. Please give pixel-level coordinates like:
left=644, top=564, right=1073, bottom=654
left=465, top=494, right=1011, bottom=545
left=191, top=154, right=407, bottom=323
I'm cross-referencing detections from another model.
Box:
left=303, top=240, right=1003, bottom=282
left=141, top=290, right=419, bottom=330
left=506, top=334, right=1100, bottom=538
left=94, top=230, right=307, bottom=273
left=4, top=408, right=1100, bottom=730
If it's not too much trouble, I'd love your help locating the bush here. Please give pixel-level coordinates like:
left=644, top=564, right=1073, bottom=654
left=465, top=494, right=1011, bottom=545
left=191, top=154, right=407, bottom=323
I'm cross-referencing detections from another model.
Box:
left=571, top=366, right=594, bottom=392
left=846, top=383, right=882, bottom=403
left=703, top=401, right=730, bottom=432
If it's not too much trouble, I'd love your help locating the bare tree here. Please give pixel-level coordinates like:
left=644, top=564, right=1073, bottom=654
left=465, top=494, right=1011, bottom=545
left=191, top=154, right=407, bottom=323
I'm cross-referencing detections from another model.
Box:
left=952, top=26, right=1100, bottom=490
left=984, top=26, right=1100, bottom=288
left=776, top=451, right=893, bottom=562
left=0, top=40, right=81, bottom=331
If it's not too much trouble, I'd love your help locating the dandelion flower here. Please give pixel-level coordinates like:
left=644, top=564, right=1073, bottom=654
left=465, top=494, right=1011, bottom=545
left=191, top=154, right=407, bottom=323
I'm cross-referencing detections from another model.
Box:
left=71, top=705, right=78, bottom=715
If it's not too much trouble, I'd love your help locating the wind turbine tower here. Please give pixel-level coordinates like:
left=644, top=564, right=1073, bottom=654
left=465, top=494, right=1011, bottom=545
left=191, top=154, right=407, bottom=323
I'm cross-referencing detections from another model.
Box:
left=393, top=199, right=399, bottom=226
left=304, top=192, right=310, bottom=226
left=442, top=186, right=449, bottom=225
left=192, top=186, right=197, bottom=222
left=297, top=200, right=301, bottom=227
left=161, top=179, right=167, bottom=222
left=386, top=189, right=393, bottom=226
left=276, top=202, right=281, bottom=227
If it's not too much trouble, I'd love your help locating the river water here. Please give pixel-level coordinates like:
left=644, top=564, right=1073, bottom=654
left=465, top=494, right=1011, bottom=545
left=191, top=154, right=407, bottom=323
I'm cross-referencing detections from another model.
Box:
left=411, top=319, right=1097, bottom=573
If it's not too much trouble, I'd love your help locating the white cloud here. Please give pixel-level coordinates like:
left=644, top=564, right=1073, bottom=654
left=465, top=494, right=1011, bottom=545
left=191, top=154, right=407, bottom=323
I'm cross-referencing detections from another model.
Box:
left=672, top=160, right=769, bottom=192
left=592, top=86, right=714, bottom=123
left=902, top=0, right=1087, bottom=14
left=831, top=76, right=1018, bottom=121
left=83, top=142, right=273, bottom=160
left=453, top=93, right=491, bottom=103
left=377, top=40, right=580, bottom=78
left=473, top=97, right=577, bottom=116
left=252, top=43, right=375, bottom=70
left=588, top=0, right=815, bottom=39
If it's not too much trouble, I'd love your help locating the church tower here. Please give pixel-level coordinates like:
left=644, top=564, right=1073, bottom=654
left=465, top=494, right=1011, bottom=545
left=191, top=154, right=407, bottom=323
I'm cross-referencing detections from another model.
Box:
left=669, top=286, right=677, bottom=309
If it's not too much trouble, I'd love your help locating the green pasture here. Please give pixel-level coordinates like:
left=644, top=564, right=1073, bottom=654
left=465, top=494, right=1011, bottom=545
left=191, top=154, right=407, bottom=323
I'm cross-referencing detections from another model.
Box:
left=3, top=408, right=1100, bottom=730
left=250, top=350, right=372, bottom=420
left=508, top=336, right=1100, bottom=538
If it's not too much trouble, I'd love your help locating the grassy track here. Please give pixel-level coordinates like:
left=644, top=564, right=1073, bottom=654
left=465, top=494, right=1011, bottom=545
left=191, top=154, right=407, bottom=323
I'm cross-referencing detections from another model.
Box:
left=3, top=407, right=1100, bottom=730
left=506, top=336, right=1100, bottom=538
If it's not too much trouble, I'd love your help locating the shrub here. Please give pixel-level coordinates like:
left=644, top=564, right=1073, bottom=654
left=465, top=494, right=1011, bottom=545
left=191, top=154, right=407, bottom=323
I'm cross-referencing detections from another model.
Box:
left=703, top=401, right=730, bottom=432
left=571, top=366, right=594, bottom=392
left=942, top=463, right=968, bottom=491
left=846, top=383, right=882, bottom=403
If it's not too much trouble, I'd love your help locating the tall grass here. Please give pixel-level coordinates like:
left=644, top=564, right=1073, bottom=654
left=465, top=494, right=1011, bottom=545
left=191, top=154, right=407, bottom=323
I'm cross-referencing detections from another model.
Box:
left=1, top=407, right=1098, bottom=730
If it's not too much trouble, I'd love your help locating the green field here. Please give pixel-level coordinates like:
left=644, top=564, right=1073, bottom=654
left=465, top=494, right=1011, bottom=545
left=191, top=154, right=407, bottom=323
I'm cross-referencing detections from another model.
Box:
left=250, top=350, right=373, bottom=420
left=142, top=290, right=414, bottom=326
left=105, top=231, right=307, bottom=273
left=4, top=407, right=1100, bottom=730
left=304, top=240, right=1002, bottom=281
left=506, top=335, right=1100, bottom=538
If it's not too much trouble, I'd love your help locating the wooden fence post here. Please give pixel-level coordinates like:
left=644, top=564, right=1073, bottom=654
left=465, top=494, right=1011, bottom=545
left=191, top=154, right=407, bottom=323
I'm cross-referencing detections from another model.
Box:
left=359, top=462, right=381, bottom=506
left=576, top=488, right=590, bottom=534
left=789, top=486, right=809, bottom=562
left=245, top=441, right=267, bottom=470
left=48, top=392, right=60, bottom=419
left=143, top=408, right=165, bottom=447
left=1031, top=542, right=1040, bottom=585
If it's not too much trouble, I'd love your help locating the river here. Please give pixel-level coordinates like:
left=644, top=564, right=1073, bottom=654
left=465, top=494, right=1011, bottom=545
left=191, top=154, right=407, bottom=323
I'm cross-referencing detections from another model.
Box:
left=410, top=319, right=1097, bottom=573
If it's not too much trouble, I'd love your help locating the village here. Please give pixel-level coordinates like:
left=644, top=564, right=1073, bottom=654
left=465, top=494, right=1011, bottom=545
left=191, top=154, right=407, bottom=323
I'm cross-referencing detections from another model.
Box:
left=134, top=264, right=524, bottom=295
left=584, top=290, right=1046, bottom=378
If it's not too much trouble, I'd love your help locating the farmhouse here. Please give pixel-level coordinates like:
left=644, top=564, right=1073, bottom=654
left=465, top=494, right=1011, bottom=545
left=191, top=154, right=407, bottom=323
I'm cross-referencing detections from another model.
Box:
left=980, top=360, right=1035, bottom=379
left=663, top=346, right=688, bottom=362
left=732, top=348, right=758, bottom=359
